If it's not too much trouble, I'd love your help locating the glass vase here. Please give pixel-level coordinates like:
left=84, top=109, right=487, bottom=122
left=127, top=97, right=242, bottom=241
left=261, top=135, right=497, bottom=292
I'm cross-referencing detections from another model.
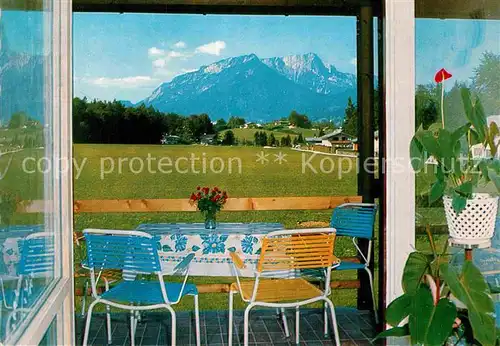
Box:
left=204, top=211, right=217, bottom=229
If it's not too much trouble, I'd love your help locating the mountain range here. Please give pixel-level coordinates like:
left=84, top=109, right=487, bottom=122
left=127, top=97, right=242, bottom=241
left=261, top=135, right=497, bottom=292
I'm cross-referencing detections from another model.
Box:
left=139, top=53, right=357, bottom=122
left=0, top=20, right=44, bottom=125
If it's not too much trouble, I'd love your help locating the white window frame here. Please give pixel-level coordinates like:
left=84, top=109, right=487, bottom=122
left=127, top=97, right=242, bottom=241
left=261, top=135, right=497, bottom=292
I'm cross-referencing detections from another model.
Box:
left=6, top=0, right=74, bottom=344
left=384, top=0, right=416, bottom=306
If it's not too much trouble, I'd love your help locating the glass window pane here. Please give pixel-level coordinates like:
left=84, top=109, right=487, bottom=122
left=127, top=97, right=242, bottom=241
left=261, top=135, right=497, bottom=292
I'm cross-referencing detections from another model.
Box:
left=0, top=3, right=60, bottom=343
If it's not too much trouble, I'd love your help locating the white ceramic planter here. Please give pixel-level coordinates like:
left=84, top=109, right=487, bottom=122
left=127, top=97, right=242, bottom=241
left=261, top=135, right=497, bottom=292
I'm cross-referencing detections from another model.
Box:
left=443, top=193, right=498, bottom=247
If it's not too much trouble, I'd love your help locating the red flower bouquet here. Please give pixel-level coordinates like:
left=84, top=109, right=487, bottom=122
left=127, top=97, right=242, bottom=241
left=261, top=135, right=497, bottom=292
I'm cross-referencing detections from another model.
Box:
left=189, top=186, right=228, bottom=229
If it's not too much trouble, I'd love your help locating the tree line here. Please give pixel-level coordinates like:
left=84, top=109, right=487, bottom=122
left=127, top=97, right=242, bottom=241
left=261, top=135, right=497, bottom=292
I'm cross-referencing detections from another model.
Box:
left=73, top=98, right=214, bottom=144
left=73, top=97, right=317, bottom=145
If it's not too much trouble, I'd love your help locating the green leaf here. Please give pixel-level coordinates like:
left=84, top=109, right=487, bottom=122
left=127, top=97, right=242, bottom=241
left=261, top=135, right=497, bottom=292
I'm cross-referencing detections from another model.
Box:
left=440, top=262, right=497, bottom=346
left=428, top=122, right=444, bottom=132
left=469, top=129, right=481, bottom=145
left=455, top=181, right=472, bottom=197
left=409, top=287, right=457, bottom=346
left=488, top=122, right=499, bottom=157
left=478, top=160, right=491, bottom=183
left=416, top=131, right=441, bottom=159
left=402, top=252, right=431, bottom=295
left=429, top=180, right=445, bottom=205
left=373, top=325, right=409, bottom=341
left=487, top=169, right=500, bottom=192
left=410, top=137, right=425, bottom=171
left=426, top=299, right=457, bottom=346
left=461, top=88, right=487, bottom=142
left=451, top=122, right=471, bottom=143
left=409, top=286, right=434, bottom=345
left=386, top=294, right=412, bottom=326
left=452, top=195, right=467, bottom=214
left=437, top=129, right=455, bottom=171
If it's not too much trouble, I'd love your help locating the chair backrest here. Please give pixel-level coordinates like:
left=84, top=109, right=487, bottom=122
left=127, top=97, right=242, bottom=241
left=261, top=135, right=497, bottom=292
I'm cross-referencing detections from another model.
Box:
left=257, top=228, right=337, bottom=273
left=330, top=203, right=377, bottom=239
left=18, top=232, right=55, bottom=276
left=84, top=229, right=161, bottom=275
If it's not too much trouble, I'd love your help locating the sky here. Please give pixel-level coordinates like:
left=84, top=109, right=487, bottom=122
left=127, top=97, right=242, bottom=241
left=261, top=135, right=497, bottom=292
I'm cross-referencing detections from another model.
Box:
left=2, top=11, right=499, bottom=103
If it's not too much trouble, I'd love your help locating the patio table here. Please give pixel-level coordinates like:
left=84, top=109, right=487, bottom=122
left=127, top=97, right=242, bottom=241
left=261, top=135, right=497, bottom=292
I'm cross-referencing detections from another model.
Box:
left=136, top=223, right=284, bottom=277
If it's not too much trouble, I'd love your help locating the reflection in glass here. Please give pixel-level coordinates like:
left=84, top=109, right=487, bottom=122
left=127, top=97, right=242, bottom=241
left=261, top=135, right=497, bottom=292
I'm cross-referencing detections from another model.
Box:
left=0, top=5, right=58, bottom=343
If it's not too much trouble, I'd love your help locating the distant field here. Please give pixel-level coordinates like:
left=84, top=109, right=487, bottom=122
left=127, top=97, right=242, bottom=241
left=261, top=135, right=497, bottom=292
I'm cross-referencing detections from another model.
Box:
left=220, top=127, right=318, bottom=142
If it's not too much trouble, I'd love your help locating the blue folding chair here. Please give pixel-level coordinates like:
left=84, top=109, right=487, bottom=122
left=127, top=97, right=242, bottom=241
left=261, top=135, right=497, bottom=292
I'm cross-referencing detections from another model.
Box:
left=82, top=229, right=200, bottom=346
left=4, top=232, right=55, bottom=337
left=329, top=203, right=378, bottom=324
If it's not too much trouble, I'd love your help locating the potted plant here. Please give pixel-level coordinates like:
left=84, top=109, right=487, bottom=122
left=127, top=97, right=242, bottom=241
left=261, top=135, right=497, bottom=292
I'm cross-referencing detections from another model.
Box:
left=375, top=229, right=497, bottom=345
left=410, top=70, right=500, bottom=246
left=189, top=186, right=228, bottom=229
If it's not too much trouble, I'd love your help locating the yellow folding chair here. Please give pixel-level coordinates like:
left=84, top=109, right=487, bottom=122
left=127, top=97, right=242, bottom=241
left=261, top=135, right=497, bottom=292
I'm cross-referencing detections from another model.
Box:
left=228, top=228, right=341, bottom=346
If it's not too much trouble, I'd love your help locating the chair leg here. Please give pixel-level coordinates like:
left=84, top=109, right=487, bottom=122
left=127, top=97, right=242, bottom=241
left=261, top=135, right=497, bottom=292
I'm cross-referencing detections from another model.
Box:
left=280, top=307, right=290, bottom=337
left=295, top=307, right=300, bottom=345
left=228, top=291, right=234, bottom=346
left=129, top=310, right=136, bottom=346
left=83, top=300, right=99, bottom=346
left=323, top=302, right=328, bottom=337
left=102, top=279, right=112, bottom=344
left=166, top=305, right=177, bottom=346
left=324, top=298, right=340, bottom=346
left=81, top=280, right=88, bottom=318
left=243, top=303, right=255, bottom=346
left=364, top=267, right=379, bottom=324
left=194, top=295, right=201, bottom=346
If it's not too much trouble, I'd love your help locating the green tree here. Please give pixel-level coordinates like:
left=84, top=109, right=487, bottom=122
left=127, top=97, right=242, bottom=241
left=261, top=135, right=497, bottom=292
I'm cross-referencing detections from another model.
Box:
left=215, top=118, right=227, bottom=132
left=415, top=84, right=439, bottom=130
left=342, top=97, right=357, bottom=136
left=472, top=51, right=500, bottom=116
left=268, top=133, right=277, bottom=146
left=297, top=133, right=304, bottom=144
left=288, top=110, right=312, bottom=129
left=9, top=112, right=27, bottom=129
left=293, top=136, right=299, bottom=146
left=318, top=128, right=325, bottom=137
left=180, top=119, right=195, bottom=144
left=221, top=130, right=236, bottom=145
left=280, top=136, right=287, bottom=147
left=227, top=116, right=245, bottom=129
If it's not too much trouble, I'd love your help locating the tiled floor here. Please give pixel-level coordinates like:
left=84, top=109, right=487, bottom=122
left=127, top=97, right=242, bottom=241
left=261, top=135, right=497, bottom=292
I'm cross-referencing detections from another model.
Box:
left=76, top=308, right=378, bottom=346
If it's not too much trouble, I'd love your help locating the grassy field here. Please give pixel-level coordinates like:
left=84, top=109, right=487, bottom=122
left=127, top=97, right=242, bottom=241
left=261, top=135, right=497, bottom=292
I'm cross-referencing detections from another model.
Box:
left=0, top=144, right=446, bottom=311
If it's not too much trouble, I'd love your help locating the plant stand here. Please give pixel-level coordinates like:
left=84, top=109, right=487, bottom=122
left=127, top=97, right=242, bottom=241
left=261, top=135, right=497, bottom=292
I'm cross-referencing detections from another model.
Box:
left=448, top=238, right=491, bottom=261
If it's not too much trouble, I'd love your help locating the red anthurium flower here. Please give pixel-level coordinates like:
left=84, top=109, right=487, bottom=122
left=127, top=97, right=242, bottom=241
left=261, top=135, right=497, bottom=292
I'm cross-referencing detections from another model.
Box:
left=434, top=68, right=452, bottom=83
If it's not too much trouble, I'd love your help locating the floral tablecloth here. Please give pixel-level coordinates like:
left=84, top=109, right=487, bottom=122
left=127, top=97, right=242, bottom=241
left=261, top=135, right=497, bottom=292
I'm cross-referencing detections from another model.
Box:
left=136, top=223, right=284, bottom=277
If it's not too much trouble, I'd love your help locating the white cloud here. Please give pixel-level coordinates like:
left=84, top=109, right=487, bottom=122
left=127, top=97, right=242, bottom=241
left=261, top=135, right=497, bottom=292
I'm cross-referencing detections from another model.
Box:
left=350, top=58, right=357, bottom=66
left=152, top=58, right=168, bottom=68
left=173, top=41, right=187, bottom=49
left=148, top=47, right=165, bottom=58
left=181, top=68, right=197, bottom=73
left=85, top=76, right=160, bottom=88
left=195, top=41, right=226, bottom=56
left=168, top=51, right=185, bottom=58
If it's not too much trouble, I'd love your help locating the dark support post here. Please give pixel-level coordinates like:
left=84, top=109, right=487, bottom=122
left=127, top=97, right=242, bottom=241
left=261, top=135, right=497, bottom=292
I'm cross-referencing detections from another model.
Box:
left=356, top=5, right=375, bottom=311
left=377, top=14, right=386, bottom=329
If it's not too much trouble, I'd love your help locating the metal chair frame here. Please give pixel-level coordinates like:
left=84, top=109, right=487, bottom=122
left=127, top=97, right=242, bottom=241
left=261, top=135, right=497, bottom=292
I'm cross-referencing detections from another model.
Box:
left=82, top=229, right=200, bottom=346
left=228, top=228, right=341, bottom=346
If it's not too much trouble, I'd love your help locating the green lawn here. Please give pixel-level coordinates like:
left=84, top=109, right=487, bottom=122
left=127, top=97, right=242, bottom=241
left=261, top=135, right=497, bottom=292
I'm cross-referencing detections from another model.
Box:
left=0, top=144, right=447, bottom=312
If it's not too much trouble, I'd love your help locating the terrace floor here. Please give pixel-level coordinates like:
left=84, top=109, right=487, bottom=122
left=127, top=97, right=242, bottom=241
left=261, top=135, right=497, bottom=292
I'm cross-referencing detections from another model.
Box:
left=75, top=308, right=378, bottom=346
